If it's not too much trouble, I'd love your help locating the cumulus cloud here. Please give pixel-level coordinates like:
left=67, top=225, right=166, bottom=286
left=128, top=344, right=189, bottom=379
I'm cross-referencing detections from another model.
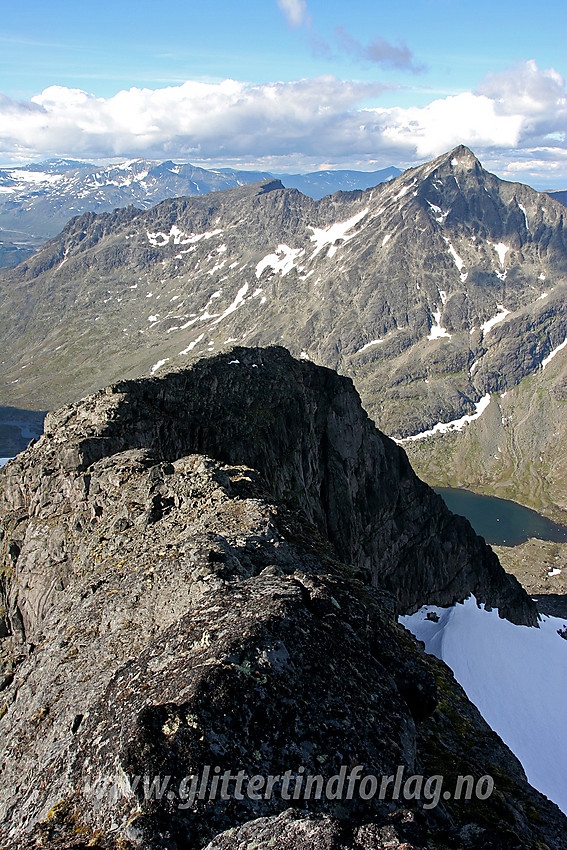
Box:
left=335, top=26, right=424, bottom=73
left=477, top=60, right=566, bottom=117
left=0, top=78, right=387, bottom=161
left=277, top=0, right=310, bottom=27
left=367, top=93, right=524, bottom=158
left=475, top=60, right=567, bottom=153
left=0, top=61, right=565, bottom=184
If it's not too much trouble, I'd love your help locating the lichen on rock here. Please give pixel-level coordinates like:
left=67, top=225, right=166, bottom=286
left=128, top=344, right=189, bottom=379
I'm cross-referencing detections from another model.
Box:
left=0, top=346, right=561, bottom=850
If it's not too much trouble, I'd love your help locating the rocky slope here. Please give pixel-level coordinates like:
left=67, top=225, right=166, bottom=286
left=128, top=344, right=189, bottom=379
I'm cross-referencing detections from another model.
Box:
left=0, top=159, right=273, bottom=247
left=1, top=348, right=562, bottom=850
left=0, top=158, right=399, bottom=266
left=1, top=145, right=566, bottom=515
left=407, top=333, right=567, bottom=521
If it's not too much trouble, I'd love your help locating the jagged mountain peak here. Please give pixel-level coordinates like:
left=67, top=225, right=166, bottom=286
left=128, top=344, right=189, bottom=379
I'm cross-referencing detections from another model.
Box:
left=1, top=147, right=566, bottom=511
left=420, top=144, right=481, bottom=175
left=444, top=143, right=479, bottom=165
left=1, top=348, right=564, bottom=849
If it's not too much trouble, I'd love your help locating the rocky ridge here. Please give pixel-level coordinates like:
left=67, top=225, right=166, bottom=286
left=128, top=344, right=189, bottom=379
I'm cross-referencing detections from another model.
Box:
left=0, top=158, right=400, bottom=265
left=1, top=347, right=560, bottom=850
left=1, top=147, right=566, bottom=517
left=0, top=159, right=274, bottom=248
left=0, top=147, right=567, bottom=522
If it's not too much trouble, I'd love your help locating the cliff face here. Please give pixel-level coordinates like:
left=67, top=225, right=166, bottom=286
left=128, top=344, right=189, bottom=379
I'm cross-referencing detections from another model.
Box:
left=3, top=346, right=533, bottom=637
left=0, top=347, right=558, bottom=850
left=3, top=146, right=567, bottom=520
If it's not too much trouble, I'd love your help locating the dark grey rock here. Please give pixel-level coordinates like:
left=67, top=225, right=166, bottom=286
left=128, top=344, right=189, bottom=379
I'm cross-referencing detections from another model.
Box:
left=0, top=347, right=562, bottom=850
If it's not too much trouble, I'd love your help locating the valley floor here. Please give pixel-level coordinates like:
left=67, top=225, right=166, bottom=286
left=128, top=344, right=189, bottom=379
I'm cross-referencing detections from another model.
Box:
left=494, top=538, right=567, bottom=617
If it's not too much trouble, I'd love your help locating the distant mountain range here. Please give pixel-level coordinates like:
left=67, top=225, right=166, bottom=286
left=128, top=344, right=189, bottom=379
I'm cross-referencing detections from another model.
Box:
left=1, top=145, right=566, bottom=521
left=272, top=166, right=401, bottom=199
left=0, top=158, right=400, bottom=267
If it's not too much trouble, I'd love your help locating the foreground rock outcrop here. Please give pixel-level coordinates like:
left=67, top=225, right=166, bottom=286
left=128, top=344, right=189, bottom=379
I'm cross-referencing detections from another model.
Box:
left=0, top=347, right=562, bottom=849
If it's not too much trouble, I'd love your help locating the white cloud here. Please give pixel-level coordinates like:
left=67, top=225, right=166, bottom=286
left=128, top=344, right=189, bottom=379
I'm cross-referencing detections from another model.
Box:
left=476, top=60, right=567, bottom=153
left=0, top=78, right=387, bottom=161
left=277, top=0, right=309, bottom=27
left=477, top=60, right=566, bottom=118
left=0, top=62, right=565, bottom=185
left=368, top=92, right=524, bottom=158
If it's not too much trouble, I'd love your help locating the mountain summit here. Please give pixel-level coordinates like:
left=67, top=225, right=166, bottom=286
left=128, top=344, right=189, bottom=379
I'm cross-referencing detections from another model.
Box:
left=1, top=146, right=566, bottom=514
left=1, top=347, right=563, bottom=849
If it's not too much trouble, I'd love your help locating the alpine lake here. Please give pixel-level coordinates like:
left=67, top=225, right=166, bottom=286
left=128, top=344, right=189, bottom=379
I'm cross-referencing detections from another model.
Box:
left=435, top=487, right=567, bottom=547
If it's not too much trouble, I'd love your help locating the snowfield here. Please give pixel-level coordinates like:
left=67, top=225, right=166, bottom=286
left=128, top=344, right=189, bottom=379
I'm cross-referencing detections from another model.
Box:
left=400, top=597, right=567, bottom=814
left=397, top=394, right=491, bottom=442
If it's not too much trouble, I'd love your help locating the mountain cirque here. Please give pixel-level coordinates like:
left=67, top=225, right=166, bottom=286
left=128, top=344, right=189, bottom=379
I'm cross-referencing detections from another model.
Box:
left=1, top=145, right=567, bottom=516
left=0, top=347, right=564, bottom=849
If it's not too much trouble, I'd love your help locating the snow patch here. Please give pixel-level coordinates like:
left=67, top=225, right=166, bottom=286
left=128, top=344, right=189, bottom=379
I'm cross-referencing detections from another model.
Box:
left=427, top=310, right=452, bottom=340
left=309, top=209, right=368, bottom=259
left=56, top=247, right=69, bottom=270
left=147, top=226, right=222, bottom=247
left=381, top=234, right=391, bottom=247
left=394, top=180, right=416, bottom=199
left=150, top=358, right=169, bottom=374
left=400, top=597, right=567, bottom=814
left=358, top=338, right=384, bottom=352
left=480, top=305, right=511, bottom=336
left=207, top=259, right=226, bottom=276
left=426, top=200, right=449, bottom=224
left=542, top=338, right=567, bottom=369
left=178, top=317, right=199, bottom=330
left=397, top=394, right=491, bottom=442
left=256, top=245, right=304, bottom=278
left=443, top=238, right=466, bottom=280
left=488, top=241, right=509, bottom=267
left=9, top=169, right=63, bottom=185
left=212, top=282, right=249, bottom=325
left=518, top=203, right=529, bottom=230
left=179, top=333, right=204, bottom=355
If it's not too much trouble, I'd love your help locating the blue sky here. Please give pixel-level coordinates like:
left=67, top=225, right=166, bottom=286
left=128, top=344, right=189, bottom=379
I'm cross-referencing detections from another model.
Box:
left=1, top=0, right=566, bottom=187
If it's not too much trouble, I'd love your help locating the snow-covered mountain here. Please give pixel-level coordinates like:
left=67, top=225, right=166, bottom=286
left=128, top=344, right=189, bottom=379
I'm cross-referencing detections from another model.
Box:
left=0, top=158, right=400, bottom=265
left=1, top=145, right=566, bottom=519
left=0, top=158, right=273, bottom=246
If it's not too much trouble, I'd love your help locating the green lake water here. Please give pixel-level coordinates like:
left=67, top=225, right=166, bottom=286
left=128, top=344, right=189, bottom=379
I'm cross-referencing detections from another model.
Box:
left=434, top=487, right=567, bottom=547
